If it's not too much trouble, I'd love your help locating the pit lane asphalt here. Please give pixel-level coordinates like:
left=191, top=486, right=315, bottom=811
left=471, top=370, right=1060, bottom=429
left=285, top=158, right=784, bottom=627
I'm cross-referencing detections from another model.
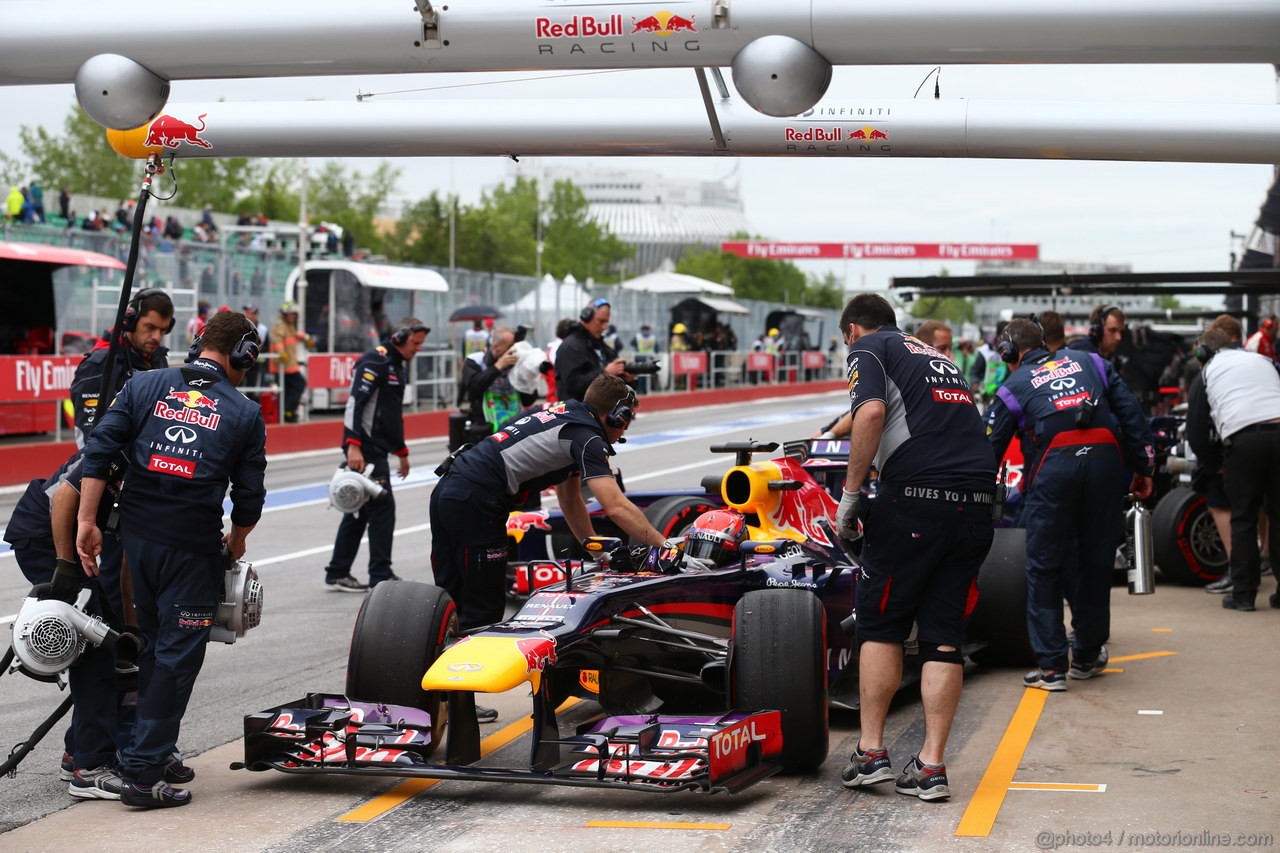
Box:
left=2, top=393, right=1277, bottom=852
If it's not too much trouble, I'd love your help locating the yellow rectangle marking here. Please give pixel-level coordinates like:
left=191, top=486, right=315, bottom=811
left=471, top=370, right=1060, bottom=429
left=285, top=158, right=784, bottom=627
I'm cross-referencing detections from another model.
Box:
left=1009, top=782, right=1106, bottom=792
left=955, top=688, right=1048, bottom=837
left=1151, top=628, right=1173, bottom=633
left=1102, top=668, right=1125, bottom=674
left=585, top=821, right=731, bottom=831
left=1108, top=651, right=1177, bottom=663
left=338, top=697, right=582, bottom=823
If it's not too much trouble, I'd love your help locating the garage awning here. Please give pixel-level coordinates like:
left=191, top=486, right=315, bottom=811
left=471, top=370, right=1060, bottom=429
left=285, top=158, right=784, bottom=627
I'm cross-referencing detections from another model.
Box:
left=0, top=241, right=125, bottom=269
left=689, top=296, right=750, bottom=315
left=302, top=260, right=449, bottom=292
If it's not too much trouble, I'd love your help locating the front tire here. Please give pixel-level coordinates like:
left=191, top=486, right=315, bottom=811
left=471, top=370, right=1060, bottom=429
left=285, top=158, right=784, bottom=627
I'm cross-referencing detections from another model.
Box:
left=347, top=582, right=457, bottom=755
left=729, top=589, right=828, bottom=773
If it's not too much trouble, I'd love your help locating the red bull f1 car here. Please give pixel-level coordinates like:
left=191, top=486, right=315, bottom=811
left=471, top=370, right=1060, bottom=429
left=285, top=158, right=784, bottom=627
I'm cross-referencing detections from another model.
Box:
left=235, top=440, right=1028, bottom=794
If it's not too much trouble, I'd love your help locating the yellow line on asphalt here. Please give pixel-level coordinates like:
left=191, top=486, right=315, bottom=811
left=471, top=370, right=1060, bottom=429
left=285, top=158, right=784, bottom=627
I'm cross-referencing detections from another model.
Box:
left=1102, top=668, right=1125, bottom=674
left=1151, top=628, right=1173, bottom=632
left=586, top=821, right=732, bottom=831
left=1108, top=651, right=1177, bottom=663
left=955, top=688, right=1048, bottom=837
left=1009, top=782, right=1106, bottom=792
left=337, top=698, right=583, bottom=823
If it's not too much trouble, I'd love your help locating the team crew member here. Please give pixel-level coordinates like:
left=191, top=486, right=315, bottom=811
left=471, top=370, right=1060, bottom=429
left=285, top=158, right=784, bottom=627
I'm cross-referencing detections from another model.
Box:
left=836, top=294, right=995, bottom=802
left=70, top=287, right=174, bottom=447
left=323, top=319, right=429, bottom=592
left=985, top=319, right=1154, bottom=690
left=555, top=298, right=631, bottom=403
left=1069, top=304, right=1126, bottom=364
left=431, top=374, right=673, bottom=631
left=1186, top=326, right=1280, bottom=611
left=76, top=310, right=267, bottom=809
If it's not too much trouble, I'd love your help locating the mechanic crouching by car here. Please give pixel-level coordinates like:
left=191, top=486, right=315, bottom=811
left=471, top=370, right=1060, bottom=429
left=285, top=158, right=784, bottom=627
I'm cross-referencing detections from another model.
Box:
left=985, top=319, right=1153, bottom=691
left=322, top=319, right=429, bottom=592
left=836, top=294, right=995, bottom=802
left=76, top=310, right=267, bottom=809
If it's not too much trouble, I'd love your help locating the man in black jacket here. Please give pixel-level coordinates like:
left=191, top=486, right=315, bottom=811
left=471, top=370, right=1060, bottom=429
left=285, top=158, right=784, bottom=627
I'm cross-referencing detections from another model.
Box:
left=322, top=319, right=429, bottom=592
left=554, top=298, right=632, bottom=403
left=76, top=310, right=267, bottom=809
left=70, top=288, right=174, bottom=447
left=460, top=325, right=528, bottom=432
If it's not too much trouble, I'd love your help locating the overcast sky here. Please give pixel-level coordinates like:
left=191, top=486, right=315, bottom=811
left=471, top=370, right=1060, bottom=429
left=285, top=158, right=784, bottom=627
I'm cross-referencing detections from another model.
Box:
left=1, top=63, right=1275, bottom=296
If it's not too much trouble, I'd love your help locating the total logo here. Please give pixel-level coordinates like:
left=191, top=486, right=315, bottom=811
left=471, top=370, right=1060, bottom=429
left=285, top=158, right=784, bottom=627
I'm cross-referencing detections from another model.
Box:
left=148, top=453, right=196, bottom=479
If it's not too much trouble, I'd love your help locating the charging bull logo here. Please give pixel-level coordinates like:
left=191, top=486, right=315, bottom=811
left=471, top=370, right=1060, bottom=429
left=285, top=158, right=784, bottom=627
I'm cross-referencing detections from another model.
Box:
left=769, top=459, right=839, bottom=547
left=632, top=11, right=697, bottom=35
left=167, top=387, right=219, bottom=410
left=144, top=113, right=213, bottom=149
left=514, top=632, right=557, bottom=674
left=506, top=510, right=553, bottom=543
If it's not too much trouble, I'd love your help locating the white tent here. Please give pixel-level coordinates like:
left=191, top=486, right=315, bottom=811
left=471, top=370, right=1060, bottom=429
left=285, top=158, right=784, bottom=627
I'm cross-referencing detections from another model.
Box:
left=618, top=270, right=734, bottom=296
left=503, top=274, right=593, bottom=340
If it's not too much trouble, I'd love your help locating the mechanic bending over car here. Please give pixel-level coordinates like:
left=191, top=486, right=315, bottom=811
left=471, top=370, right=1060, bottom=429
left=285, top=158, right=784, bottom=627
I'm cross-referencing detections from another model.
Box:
left=77, top=310, right=267, bottom=809
left=835, top=294, right=995, bottom=802
left=985, top=319, right=1154, bottom=692
left=431, top=374, right=686, bottom=630
left=1186, top=324, right=1280, bottom=612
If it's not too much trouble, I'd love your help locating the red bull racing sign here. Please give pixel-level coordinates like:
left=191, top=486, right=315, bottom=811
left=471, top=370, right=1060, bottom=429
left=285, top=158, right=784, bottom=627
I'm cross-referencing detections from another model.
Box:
left=534, top=8, right=699, bottom=55
left=153, top=387, right=221, bottom=430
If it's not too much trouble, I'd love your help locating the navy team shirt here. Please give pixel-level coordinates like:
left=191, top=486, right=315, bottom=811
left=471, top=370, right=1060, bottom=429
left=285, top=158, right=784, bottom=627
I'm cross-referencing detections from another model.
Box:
left=847, top=325, right=995, bottom=490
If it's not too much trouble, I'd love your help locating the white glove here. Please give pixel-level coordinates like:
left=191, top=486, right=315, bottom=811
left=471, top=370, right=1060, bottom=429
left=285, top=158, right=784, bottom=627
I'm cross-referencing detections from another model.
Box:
left=837, top=488, right=863, bottom=542
left=683, top=555, right=717, bottom=573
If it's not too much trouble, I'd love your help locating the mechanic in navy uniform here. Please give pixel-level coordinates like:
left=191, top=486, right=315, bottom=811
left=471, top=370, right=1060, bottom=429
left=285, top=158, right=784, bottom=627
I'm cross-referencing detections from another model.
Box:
left=69, top=287, right=174, bottom=447
left=321, top=319, right=429, bottom=592
left=835, top=294, right=995, bottom=803
left=1185, top=326, right=1280, bottom=611
left=985, top=319, right=1153, bottom=691
left=554, top=298, right=632, bottom=403
left=431, top=374, right=675, bottom=631
left=76, top=310, right=267, bottom=809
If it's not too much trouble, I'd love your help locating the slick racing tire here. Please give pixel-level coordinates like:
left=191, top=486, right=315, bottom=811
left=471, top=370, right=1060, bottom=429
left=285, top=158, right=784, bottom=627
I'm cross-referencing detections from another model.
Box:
left=347, top=581, right=457, bottom=756
left=729, top=589, right=828, bottom=773
left=632, top=495, right=722, bottom=546
left=968, top=528, right=1035, bottom=668
left=1152, top=487, right=1227, bottom=585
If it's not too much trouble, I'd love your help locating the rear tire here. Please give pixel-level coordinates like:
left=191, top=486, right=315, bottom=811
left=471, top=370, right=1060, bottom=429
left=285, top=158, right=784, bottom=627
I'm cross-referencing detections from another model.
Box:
left=1152, top=487, right=1227, bottom=585
left=347, top=582, right=457, bottom=754
left=633, top=495, right=721, bottom=546
left=729, top=589, right=828, bottom=773
left=968, top=528, right=1035, bottom=667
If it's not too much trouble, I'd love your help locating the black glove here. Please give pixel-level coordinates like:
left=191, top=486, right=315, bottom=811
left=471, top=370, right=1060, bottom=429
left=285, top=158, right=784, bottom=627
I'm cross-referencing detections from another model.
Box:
left=47, top=557, right=84, bottom=604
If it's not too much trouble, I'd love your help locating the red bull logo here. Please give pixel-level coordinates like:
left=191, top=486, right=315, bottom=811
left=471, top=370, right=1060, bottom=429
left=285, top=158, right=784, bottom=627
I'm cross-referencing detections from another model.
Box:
left=506, top=511, right=552, bottom=535
left=632, top=11, right=697, bottom=35
left=144, top=113, right=213, bottom=150
left=535, top=14, right=624, bottom=38
left=848, top=126, right=889, bottom=141
left=166, top=387, right=220, bottom=410
left=768, top=459, right=839, bottom=546
left=514, top=633, right=557, bottom=674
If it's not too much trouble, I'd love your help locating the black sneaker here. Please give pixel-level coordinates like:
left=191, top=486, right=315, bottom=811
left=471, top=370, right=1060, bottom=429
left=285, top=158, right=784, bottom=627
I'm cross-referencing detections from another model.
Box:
left=895, top=755, right=951, bottom=801
left=476, top=705, right=499, bottom=723
left=59, top=752, right=74, bottom=782
left=841, top=743, right=894, bottom=788
left=369, top=573, right=402, bottom=589
left=1023, top=668, right=1068, bottom=691
left=325, top=575, right=368, bottom=593
left=1222, top=595, right=1255, bottom=612
left=69, top=766, right=124, bottom=800
left=1261, top=558, right=1273, bottom=578
left=1269, top=591, right=1280, bottom=609
left=1204, top=576, right=1233, bottom=594
left=1068, top=646, right=1109, bottom=680
left=120, top=780, right=192, bottom=809
left=162, top=753, right=195, bottom=784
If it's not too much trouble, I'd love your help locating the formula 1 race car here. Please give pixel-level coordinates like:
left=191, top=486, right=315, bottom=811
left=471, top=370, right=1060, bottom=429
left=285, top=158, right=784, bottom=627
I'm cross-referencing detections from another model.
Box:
left=235, top=440, right=1028, bottom=795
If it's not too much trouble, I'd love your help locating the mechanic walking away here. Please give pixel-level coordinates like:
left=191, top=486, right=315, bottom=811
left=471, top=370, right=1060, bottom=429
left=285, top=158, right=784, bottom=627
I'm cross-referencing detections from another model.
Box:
left=271, top=301, right=313, bottom=422
left=69, top=287, right=174, bottom=447
left=555, top=298, right=632, bottom=403
left=985, top=319, right=1154, bottom=691
left=322, top=319, right=429, bottom=592
left=1186, top=326, right=1280, bottom=611
left=76, top=310, right=267, bottom=808
left=836, top=294, right=995, bottom=802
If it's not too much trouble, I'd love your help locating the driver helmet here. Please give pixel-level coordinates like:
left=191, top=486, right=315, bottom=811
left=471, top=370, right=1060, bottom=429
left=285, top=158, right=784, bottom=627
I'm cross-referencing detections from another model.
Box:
left=684, top=510, right=747, bottom=566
